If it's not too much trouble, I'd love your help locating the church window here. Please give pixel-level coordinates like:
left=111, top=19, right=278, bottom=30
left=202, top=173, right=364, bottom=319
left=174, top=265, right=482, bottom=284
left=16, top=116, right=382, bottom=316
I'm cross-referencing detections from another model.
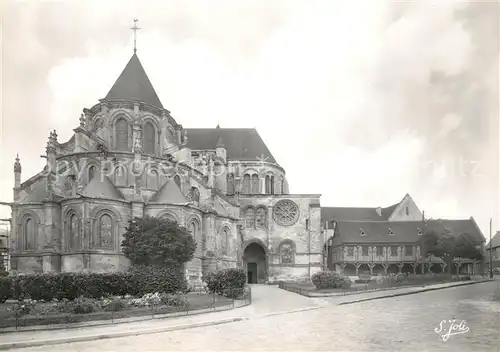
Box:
left=221, top=227, right=230, bottom=255
left=97, top=214, right=113, bottom=249
left=143, top=122, right=156, bottom=155
left=147, top=169, right=159, bottom=190
left=273, top=200, right=299, bottom=227
left=115, top=117, right=129, bottom=151
left=114, top=166, right=127, bottom=186
left=255, top=207, right=267, bottom=229
left=265, top=176, right=270, bottom=194
left=161, top=213, right=177, bottom=223
left=174, top=175, right=181, bottom=190
left=68, top=214, right=79, bottom=251
left=279, top=241, right=294, bottom=264
left=280, top=176, right=284, bottom=194
left=88, top=165, right=96, bottom=182
left=23, top=217, right=35, bottom=251
left=64, top=176, right=73, bottom=196
left=190, top=187, right=200, bottom=203
left=244, top=207, right=255, bottom=228
left=251, top=174, right=259, bottom=194
left=242, top=174, right=250, bottom=194
left=227, top=174, right=235, bottom=195
left=271, top=176, right=275, bottom=194
left=347, top=246, right=354, bottom=257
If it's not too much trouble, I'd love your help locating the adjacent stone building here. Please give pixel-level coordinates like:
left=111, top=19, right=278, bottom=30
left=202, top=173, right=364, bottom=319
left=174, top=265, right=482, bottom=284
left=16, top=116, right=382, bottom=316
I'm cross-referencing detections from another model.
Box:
left=323, top=194, right=485, bottom=276
left=7, top=52, right=323, bottom=283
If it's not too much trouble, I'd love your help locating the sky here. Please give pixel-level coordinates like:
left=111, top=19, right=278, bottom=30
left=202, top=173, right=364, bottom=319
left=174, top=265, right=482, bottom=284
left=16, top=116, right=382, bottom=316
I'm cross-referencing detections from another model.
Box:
left=1, top=0, right=499, bottom=238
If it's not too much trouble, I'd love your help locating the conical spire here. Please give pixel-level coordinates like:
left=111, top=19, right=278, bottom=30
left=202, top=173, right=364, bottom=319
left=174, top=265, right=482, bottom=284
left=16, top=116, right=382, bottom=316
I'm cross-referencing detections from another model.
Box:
left=105, top=53, right=163, bottom=109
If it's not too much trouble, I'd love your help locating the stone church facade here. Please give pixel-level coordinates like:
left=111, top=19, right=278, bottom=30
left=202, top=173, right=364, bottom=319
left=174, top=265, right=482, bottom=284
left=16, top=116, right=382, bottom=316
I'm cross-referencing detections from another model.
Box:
left=8, top=53, right=323, bottom=284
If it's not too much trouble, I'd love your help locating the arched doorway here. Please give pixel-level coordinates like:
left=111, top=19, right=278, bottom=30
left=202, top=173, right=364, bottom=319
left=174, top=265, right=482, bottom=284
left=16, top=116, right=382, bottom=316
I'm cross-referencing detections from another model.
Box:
left=243, top=242, right=267, bottom=284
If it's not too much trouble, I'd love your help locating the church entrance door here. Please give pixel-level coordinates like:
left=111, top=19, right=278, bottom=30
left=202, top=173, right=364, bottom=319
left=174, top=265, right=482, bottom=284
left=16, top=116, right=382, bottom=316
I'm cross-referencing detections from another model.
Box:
left=247, top=263, right=257, bottom=284
left=243, top=242, right=267, bottom=284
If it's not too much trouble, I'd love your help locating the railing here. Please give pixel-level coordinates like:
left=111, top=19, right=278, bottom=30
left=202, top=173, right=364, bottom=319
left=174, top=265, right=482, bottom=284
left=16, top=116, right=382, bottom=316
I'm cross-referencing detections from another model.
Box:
left=278, top=274, right=490, bottom=297
left=0, top=286, right=252, bottom=333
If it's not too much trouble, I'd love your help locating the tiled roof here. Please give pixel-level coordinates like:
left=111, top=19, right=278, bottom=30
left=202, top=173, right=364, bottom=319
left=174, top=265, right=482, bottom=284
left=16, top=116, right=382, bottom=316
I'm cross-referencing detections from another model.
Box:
left=81, top=175, right=124, bottom=200
left=105, top=53, right=163, bottom=109
left=185, top=128, right=277, bottom=164
left=334, top=219, right=485, bottom=244
left=321, top=207, right=386, bottom=222
left=149, top=179, right=187, bottom=203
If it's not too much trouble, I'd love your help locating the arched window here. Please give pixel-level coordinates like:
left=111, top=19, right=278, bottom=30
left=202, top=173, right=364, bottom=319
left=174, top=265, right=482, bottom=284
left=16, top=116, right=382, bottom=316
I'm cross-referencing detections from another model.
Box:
left=161, top=213, right=177, bottom=223
left=190, top=187, right=200, bottom=203
left=244, top=207, right=255, bottom=228
left=265, top=176, right=271, bottom=194
left=143, top=122, right=156, bottom=155
left=251, top=174, right=259, bottom=194
left=227, top=174, right=235, bottom=195
left=242, top=174, right=250, bottom=194
left=64, top=176, right=73, bottom=195
left=189, top=221, right=198, bottom=238
left=23, top=217, right=35, bottom=251
left=280, top=176, right=284, bottom=194
left=174, top=175, right=181, bottom=190
left=114, top=166, right=127, bottom=186
left=88, top=165, right=96, bottom=182
left=68, top=214, right=79, bottom=251
left=115, top=118, right=129, bottom=151
left=271, top=176, right=275, bottom=194
left=97, top=214, right=113, bottom=249
left=221, top=227, right=230, bottom=255
left=147, top=169, right=159, bottom=190
left=255, top=207, right=267, bottom=229
left=279, top=241, right=295, bottom=264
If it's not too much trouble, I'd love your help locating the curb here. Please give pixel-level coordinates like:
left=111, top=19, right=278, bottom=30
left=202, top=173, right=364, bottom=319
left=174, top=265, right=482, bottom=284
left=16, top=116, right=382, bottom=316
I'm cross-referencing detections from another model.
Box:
left=260, top=306, right=323, bottom=318
left=337, top=280, right=492, bottom=305
left=0, top=317, right=245, bottom=350
left=0, top=301, right=249, bottom=334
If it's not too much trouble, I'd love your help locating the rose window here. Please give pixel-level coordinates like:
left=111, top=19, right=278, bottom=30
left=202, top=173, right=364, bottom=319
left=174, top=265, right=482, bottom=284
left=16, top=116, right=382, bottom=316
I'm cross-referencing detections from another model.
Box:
left=273, top=200, right=299, bottom=226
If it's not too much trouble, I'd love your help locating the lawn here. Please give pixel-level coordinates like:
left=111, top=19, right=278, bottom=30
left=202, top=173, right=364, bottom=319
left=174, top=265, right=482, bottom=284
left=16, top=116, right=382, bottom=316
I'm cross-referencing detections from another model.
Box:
left=0, top=293, right=234, bottom=330
left=281, top=274, right=479, bottom=296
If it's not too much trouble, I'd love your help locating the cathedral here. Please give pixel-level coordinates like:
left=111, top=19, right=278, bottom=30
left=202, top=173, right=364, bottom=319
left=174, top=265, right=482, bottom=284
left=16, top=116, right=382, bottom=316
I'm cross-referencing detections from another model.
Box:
left=8, top=52, right=323, bottom=284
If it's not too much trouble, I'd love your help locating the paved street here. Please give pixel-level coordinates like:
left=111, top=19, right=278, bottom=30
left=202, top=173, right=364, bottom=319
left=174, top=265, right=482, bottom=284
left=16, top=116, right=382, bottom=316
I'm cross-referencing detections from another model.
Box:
left=7, top=281, right=500, bottom=351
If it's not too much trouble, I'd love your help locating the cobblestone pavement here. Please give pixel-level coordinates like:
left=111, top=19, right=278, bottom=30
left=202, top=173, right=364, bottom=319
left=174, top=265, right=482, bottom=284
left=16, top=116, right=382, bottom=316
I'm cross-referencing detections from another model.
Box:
left=8, top=281, right=500, bottom=351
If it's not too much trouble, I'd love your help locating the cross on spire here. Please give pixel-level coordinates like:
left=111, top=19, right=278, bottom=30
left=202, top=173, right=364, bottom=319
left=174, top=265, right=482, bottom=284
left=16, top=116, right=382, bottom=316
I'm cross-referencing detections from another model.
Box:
left=130, top=18, right=141, bottom=53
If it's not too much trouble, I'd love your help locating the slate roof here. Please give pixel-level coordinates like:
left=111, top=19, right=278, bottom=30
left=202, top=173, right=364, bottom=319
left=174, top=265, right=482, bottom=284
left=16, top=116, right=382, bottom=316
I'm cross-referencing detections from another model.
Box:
left=149, top=179, right=187, bottom=203
left=105, top=53, right=164, bottom=109
left=19, top=179, right=50, bottom=203
left=81, top=175, right=124, bottom=200
left=321, top=203, right=399, bottom=223
left=185, top=128, right=277, bottom=164
left=334, top=218, right=485, bottom=245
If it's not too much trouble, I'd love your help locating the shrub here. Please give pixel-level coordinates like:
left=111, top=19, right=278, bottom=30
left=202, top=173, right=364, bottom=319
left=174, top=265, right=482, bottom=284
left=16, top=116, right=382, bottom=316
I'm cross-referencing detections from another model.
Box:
left=101, top=298, right=126, bottom=312
left=58, top=297, right=98, bottom=315
left=338, top=276, right=352, bottom=288
left=1, top=265, right=186, bottom=301
left=0, top=276, right=10, bottom=303
left=311, top=271, right=341, bottom=289
left=203, top=268, right=246, bottom=298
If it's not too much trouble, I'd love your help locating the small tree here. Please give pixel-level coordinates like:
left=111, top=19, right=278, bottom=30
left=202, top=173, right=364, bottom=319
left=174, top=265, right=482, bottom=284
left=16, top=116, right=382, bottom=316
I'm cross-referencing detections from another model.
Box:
left=122, top=216, right=196, bottom=268
left=421, top=227, right=483, bottom=275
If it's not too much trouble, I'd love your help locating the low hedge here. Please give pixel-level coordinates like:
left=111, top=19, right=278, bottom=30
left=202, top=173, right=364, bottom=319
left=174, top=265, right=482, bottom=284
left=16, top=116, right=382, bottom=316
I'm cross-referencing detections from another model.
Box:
left=0, top=265, right=186, bottom=302
left=311, top=271, right=352, bottom=289
left=203, top=268, right=246, bottom=298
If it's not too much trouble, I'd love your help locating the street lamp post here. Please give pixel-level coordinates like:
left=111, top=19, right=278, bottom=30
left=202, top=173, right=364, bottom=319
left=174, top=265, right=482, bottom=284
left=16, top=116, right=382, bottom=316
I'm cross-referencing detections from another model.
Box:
left=489, top=218, right=493, bottom=279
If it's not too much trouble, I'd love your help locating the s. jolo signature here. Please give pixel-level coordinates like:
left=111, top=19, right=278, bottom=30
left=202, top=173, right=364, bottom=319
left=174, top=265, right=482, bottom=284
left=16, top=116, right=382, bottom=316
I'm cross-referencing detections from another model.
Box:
left=434, top=319, right=470, bottom=341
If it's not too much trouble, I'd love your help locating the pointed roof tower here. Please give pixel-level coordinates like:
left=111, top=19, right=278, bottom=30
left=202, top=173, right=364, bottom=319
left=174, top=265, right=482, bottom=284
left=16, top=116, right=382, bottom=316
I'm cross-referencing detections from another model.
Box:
left=105, top=53, right=164, bottom=109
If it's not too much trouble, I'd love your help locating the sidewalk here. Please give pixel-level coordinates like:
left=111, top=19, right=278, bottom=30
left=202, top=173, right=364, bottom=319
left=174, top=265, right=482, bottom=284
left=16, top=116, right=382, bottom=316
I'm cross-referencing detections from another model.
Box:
left=0, top=285, right=325, bottom=350
left=325, top=279, right=492, bottom=305
left=0, top=280, right=491, bottom=350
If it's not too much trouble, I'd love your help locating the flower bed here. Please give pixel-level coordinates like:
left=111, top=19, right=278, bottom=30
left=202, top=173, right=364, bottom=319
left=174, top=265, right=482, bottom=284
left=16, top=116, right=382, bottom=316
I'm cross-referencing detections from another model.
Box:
left=0, top=292, right=234, bottom=329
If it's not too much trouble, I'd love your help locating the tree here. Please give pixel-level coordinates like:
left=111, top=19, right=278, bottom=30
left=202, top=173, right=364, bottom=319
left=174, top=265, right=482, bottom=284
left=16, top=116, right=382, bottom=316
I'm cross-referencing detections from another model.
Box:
left=121, top=216, right=196, bottom=268
left=421, top=227, right=483, bottom=275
